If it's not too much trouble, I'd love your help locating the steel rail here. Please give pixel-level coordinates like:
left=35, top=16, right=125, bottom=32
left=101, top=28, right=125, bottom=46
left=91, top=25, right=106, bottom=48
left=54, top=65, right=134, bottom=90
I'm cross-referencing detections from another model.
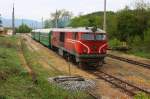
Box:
left=87, top=91, right=100, bottom=99
left=88, top=70, right=150, bottom=96
left=107, top=54, right=150, bottom=69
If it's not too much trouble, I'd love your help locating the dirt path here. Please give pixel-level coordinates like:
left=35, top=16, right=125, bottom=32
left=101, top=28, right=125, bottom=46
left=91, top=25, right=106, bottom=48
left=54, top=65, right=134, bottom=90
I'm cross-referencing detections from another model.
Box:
left=22, top=35, right=131, bottom=99
left=17, top=40, right=33, bottom=75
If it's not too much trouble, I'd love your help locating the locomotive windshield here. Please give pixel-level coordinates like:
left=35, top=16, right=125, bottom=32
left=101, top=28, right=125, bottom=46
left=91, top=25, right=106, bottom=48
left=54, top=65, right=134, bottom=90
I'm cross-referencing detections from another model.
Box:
left=96, top=34, right=106, bottom=40
left=81, top=34, right=94, bottom=40
left=81, top=33, right=106, bottom=40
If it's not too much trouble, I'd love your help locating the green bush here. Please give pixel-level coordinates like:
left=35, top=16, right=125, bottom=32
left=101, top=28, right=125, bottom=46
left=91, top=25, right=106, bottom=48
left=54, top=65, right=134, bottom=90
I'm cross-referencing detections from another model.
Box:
left=109, top=38, right=122, bottom=49
left=16, top=24, right=32, bottom=33
left=134, top=92, right=150, bottom=99
left=127, top=28, right=150, bottom=58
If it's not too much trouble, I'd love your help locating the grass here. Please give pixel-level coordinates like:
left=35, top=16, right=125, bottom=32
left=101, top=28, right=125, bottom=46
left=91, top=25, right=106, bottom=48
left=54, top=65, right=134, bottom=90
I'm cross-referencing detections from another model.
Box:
left=0, top=36, right=91, bottom=99
left=134, top=92, right=150, bottom=99
left=127, top=51, right=150, bottom=59
left=0, top=36, right=30, bottom=99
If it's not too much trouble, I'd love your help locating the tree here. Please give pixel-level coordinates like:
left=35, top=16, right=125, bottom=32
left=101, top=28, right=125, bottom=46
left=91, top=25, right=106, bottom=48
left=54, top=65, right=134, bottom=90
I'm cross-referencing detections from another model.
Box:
left=116, top=9, right=138, bottom=42
left=44, top=19, right=53, bottom=28
left=44, top=9, right=72, bottom=28
left=133, top=0, right=150, bottom=40
left=16, top=24, right=32, bottom=33
left=50, top=9, right=73, bottom=28
left=134, top=0, right=150, bottom=10
left=117, top=1, right=150, bottom=41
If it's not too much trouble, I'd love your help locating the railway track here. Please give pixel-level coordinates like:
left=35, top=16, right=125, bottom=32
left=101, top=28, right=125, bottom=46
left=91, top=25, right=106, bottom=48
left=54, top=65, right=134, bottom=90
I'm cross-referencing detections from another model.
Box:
left=107, top=54, right=150, bottom=69
left=87, top=91, right=100, bottom=99
left=88, top=70, right=150, bottom=96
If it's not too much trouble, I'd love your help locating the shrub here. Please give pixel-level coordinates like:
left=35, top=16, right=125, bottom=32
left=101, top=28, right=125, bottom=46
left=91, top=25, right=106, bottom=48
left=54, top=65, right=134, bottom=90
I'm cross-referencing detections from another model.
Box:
left=109, top=38, right=122, bottom=49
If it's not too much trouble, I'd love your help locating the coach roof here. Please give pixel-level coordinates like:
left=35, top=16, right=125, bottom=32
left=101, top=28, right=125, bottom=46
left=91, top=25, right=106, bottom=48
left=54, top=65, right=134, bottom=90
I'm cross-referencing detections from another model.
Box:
left=32, top=27, right=106, bottom=33
left=52, top=27, right=106, bottom=33
left=32, top=29, right=52, bottom=33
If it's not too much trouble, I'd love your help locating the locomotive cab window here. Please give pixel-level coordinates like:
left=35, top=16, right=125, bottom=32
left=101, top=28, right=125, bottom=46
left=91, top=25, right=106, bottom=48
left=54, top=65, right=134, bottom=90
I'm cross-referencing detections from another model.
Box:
left=81, top=33, right=106, bottom=40
left=96, top=34, right=106, bottom=40
left=59, top=32, right=65, bottom=42
left=81, top=33, right=94, bottom=40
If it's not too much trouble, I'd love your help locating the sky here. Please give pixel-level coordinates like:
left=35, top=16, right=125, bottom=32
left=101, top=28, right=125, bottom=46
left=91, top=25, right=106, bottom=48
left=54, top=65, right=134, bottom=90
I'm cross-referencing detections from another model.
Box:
left=0, top=0, right=149, bottom=21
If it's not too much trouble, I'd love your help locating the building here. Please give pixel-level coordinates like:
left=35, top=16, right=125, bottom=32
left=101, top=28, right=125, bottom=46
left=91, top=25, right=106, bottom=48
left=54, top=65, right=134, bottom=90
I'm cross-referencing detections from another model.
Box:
left=0, top=14, right=5, bottom=35
left=0, top=14, right=13, bottom=36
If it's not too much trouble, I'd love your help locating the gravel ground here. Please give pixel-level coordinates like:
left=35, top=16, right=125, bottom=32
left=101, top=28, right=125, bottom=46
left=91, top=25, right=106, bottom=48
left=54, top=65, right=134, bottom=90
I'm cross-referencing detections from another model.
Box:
left=101, top=57, right=150, bottom=91
left=48, top=76, right=96, bottom=91
left=21, top=35, right=150, bottom=99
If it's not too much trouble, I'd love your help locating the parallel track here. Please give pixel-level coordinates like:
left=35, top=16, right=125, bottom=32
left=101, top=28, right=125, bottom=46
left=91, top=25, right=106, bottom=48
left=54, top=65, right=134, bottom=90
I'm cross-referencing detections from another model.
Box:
left=88, top=70, right=150, bottom=96
left=107, top=54, right=150, bottom=69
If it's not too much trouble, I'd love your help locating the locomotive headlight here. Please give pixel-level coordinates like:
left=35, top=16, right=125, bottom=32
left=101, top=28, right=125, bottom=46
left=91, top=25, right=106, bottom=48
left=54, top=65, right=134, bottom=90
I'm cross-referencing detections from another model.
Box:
left=83, top=49, right=87, bottom=53
left=103, top=35, right=106, bottom=40
left=102, top=47, right=107, bottom=53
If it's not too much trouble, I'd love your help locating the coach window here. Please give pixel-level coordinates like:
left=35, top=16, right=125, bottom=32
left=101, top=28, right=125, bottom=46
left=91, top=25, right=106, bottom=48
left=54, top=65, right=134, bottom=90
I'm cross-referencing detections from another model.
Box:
left=73, top=32, right=77, bottom=40
left=60, top=32, right=65, bottom=42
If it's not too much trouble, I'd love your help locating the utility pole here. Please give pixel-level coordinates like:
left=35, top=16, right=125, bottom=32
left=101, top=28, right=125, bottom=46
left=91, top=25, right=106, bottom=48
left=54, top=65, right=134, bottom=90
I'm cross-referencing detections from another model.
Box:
left=0, top=14, right=2, bottom=26
left=103, top=0, right=107, bottom=31
left=31, top=23, right=34, bottom=29
left=21, top=18, right=24, bottom=24
left=55, top=10, right=58, bottom=28
left=42, top=17, right=44, bottom=28
left=12, top=3, right=15, bottom=35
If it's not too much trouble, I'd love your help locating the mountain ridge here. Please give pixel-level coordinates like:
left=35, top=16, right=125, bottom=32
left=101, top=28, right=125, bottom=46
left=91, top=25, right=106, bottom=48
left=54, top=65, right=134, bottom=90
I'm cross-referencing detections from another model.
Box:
left=1, top=17, right=42, bottom=28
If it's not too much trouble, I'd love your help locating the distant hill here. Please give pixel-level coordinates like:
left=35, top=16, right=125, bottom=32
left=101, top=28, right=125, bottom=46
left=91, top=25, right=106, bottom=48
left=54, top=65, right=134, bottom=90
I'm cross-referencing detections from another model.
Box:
left=85, top=11, right=115, bottom=17
left=1, top=17, right=42, bottom=29
left=69, top=11, right=116, bottom=29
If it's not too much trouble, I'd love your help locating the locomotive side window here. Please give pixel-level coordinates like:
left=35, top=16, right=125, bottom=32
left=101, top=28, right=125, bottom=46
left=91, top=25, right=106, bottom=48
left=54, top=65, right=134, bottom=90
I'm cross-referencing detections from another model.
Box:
left=72, top=32, right=77, bottom=40
left=60, top=32, right=65, bottom=42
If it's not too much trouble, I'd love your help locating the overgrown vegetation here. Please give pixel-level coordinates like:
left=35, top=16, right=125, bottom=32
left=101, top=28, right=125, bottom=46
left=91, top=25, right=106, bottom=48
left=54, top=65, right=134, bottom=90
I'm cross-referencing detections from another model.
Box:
left=69, top=1, right=150, bottom=58
left=0, top=36, right=90, bottom=99
left=0, top=37, right=21, bottom=82
left=0, top=36, right=29, bottom=98
left=16, top=23, right=32, bottom=33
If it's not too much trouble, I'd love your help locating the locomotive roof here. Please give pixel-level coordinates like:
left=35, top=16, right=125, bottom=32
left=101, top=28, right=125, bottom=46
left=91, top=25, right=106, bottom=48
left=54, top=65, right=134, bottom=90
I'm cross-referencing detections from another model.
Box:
left=32, top=27, right=106, bottom=33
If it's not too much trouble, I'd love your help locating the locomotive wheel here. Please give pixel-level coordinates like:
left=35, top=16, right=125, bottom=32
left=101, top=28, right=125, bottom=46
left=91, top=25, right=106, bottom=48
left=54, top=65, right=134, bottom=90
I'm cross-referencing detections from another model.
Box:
left=91, top=63, right=100, bottom=69
left=99, top=61, right=103, bottom=67
left=78, top=62, right=85, bottom=69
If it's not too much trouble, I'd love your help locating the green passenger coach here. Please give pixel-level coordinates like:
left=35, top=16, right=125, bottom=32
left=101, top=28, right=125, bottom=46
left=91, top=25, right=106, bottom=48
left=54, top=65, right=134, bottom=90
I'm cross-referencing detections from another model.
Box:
left=31, top=29, right=52, bottom=48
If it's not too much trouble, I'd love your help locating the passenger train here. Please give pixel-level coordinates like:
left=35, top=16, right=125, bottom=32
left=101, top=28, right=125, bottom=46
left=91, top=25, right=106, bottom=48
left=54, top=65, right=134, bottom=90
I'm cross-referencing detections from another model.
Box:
left=31, top=27, right=108, bottom=68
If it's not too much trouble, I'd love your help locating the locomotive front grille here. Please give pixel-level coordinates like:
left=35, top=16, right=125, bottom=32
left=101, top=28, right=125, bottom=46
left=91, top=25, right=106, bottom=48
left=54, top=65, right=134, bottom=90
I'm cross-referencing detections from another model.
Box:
left=77, top=54, right=106, bottom=58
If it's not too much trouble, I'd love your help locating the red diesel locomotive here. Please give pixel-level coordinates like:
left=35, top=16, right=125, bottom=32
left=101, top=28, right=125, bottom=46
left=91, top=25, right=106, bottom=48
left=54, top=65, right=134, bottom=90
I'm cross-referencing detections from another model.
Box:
left=32, top=27, right=108, bottom=67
